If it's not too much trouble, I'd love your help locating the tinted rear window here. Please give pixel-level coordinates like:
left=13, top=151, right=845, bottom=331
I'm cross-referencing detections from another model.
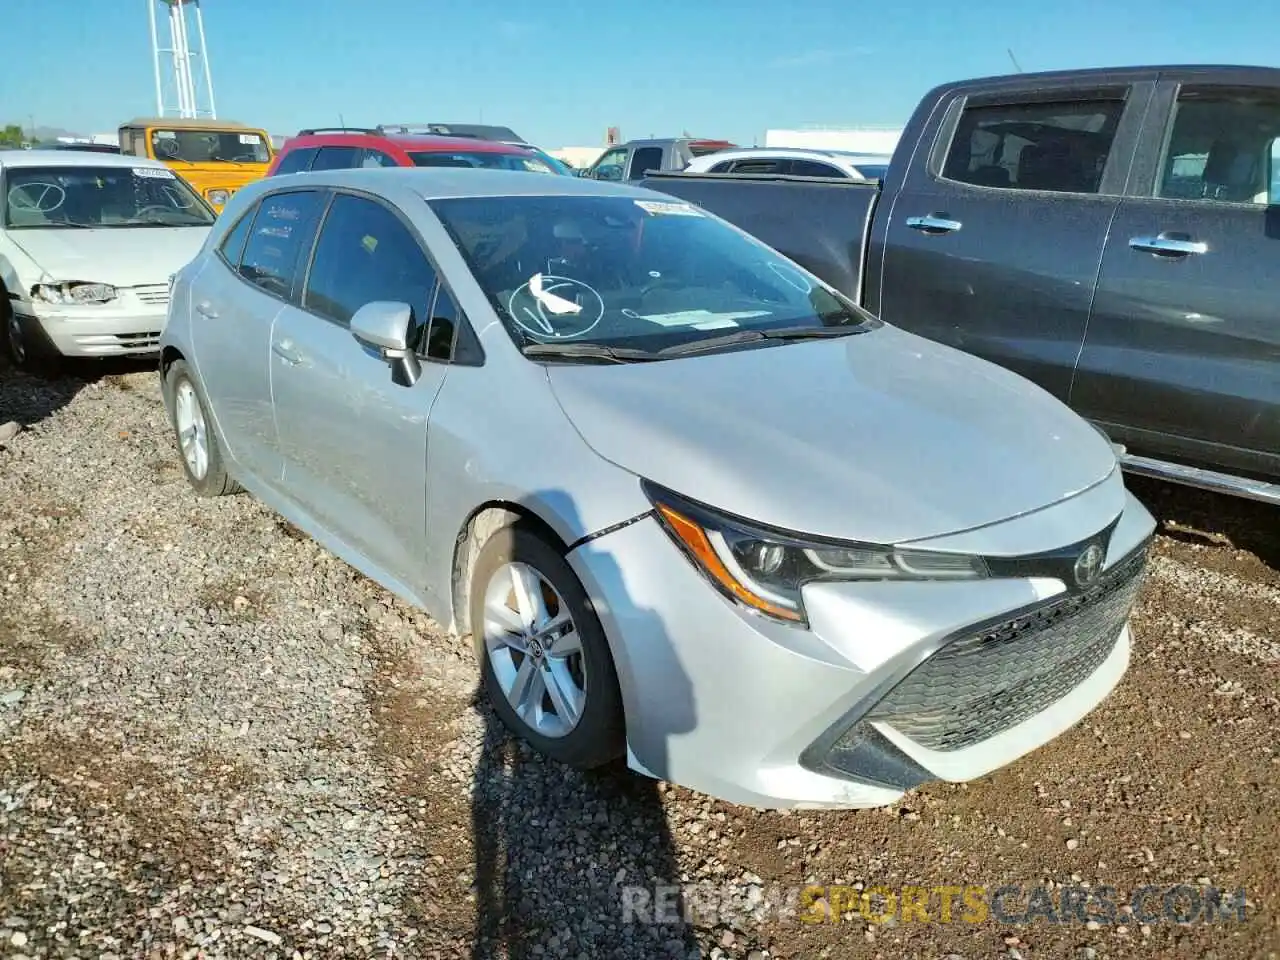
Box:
left=274, top=147, right=317, bottom=175
left=408, top=151, right=555, bottom=174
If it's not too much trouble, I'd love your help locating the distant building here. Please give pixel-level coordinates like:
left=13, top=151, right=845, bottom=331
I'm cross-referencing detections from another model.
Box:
left=765, top=126, right=903, bottom=154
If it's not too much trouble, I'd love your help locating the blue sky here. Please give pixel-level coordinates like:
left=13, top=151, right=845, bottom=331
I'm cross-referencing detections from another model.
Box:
left=4, top=0, right=1278, bottom=147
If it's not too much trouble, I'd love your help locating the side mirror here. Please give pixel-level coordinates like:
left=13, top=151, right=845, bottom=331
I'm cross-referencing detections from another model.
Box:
left=351, top=300, right=421, bottom=385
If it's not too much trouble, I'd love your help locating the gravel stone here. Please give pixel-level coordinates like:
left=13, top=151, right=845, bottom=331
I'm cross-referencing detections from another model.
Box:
left=1, top=363, right=1278, bottom=958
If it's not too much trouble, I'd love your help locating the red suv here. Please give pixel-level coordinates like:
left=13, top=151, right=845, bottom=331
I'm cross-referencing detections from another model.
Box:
left=266, top=127, right=561, bottom=177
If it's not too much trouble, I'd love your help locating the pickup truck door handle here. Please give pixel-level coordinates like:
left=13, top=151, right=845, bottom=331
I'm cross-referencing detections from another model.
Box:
left=905, top=214, right=962, bottom=235
left=272, top=339, right=304, bottom=365
left=1128, top=235, right=1208, bottom=257
left=194, top=300, right=218, bottom=318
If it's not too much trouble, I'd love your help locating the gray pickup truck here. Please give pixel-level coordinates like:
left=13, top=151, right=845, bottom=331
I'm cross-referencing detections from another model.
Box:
left=643, top=64, right=1280, bottom=505
left=582, top=137, right=735, bottom=182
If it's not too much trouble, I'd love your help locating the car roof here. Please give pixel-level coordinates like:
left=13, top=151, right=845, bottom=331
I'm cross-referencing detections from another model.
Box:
left=259, top=166, right=668, bottom=201
left=282, top=131, right=532, bottom=154
left=0, top=150, right=171, bottom=170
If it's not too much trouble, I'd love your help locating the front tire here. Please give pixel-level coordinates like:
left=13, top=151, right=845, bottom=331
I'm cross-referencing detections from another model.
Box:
left=3, top=308, right=61, bottom=377
left=164, top=359, right=240, bottom=497
left=471, top=524, right=625, bottom=769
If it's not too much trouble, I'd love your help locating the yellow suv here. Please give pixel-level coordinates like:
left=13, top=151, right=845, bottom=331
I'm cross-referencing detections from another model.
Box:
left=118, top=117, right=274, bottom=213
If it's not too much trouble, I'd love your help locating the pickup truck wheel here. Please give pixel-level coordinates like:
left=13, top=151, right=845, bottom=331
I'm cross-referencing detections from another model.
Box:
left=164, top=359, right=240, bottom=497
left=471, top=525, right=625, bottom=770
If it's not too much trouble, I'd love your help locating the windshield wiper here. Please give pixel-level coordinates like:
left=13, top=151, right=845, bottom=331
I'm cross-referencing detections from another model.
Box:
left=207, top=157, right=243, bottom=165
left=657, top=323, right=868, bottom=358
left=8, top=221, right=94, bottom=229
left=522, top=342, right=659, bottom=364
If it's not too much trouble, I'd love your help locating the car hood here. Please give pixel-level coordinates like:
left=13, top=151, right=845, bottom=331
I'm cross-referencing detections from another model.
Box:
left=546, top=324, right=1118, bottom=545
left=8, top=227, right=210, bottom=287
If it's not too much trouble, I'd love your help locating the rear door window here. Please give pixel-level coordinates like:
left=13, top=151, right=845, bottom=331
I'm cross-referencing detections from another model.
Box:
left=787, top=159, right=847, bottom=178
left=310, top=145, right=361, bottom=171
left=237, top=190, right=327, bottom=300
left=273, top=147, right=317, bottom=175
left=942, top=97, right=1126, bottom=193
left=628, top=146, right=665, bottom=179
left=360, top=148, right=400, bottom=168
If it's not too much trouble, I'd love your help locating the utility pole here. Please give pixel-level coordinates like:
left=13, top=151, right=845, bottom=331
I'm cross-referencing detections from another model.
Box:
left=1007, top=48, right=1024, bottom=73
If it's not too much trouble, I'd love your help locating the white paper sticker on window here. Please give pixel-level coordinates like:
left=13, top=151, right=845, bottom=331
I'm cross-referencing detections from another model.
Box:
left=133, top=166, right=176, bottom=179
left=637, top=309, right=768, bottom=329
left=154, top=131, right=176, bottom=139
left=633, top=199, right=703, bottom=217
left=238, top=134, right=258, bottom=144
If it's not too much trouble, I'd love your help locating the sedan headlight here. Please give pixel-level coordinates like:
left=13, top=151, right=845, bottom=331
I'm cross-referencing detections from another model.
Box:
left=206, top=188, right=231, bottom=206
left=644, top=481, right=988, bottom=624
left=31, top=282, right=117, bottom=304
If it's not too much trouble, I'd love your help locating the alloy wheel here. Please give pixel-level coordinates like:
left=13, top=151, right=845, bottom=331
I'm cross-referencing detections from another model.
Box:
left=174, top=379, right=209, bottom=480
left=482, top=561, right=587, bottom=738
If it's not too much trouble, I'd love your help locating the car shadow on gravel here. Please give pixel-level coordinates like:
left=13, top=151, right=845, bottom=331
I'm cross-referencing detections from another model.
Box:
left=470, top=542, right=701, bottom=960
left=0, top=354, right=157, bottom=431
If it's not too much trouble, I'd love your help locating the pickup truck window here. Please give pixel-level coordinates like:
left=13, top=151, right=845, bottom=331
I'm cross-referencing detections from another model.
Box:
left=629, top=147, right=665, bottom=178
left=942, top=98, right=1125, bottom=194
left=1157, top=87, right=1280, bottom=205
left=589, top=147, right=628, bottom=180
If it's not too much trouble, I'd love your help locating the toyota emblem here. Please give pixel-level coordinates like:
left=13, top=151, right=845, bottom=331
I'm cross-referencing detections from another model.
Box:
left=1073, top=543, right=1105, bottom=588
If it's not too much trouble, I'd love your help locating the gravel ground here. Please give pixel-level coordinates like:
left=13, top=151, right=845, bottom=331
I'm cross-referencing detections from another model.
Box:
left=1, top=360, right=1277, bottom=960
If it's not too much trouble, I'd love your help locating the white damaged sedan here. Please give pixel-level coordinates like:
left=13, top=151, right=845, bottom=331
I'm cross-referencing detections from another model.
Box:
left=1, top=150, right=214, bottom=372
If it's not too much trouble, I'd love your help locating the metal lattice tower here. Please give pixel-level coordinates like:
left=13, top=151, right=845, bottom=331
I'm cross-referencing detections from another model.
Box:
left=148, top=0, right=217, bottom=119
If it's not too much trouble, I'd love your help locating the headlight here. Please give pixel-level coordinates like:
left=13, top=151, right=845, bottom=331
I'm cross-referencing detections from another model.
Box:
left=644, top=481, right=988, bottom=624
left=206, top=188, right=231, bottom=206
left=31, top=282, right=117, bottom=304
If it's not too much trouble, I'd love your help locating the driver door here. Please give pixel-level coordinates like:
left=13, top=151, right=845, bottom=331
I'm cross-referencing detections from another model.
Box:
left=271, top=190, right=451, bottom=588
left=585, top=146, right=629, bottom=181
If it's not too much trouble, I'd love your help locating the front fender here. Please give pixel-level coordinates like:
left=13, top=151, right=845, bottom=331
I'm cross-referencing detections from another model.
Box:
left=422, top=355, right=651, bottom=624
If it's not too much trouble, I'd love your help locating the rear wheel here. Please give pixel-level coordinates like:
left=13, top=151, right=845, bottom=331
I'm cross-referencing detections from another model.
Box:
left=164, top=359, right=240, bottom=496
left=471, top=524, right=624, bottom=769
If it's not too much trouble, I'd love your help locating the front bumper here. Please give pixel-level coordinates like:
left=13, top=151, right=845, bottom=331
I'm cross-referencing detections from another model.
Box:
left=17, top=284, right=170, bottom=357
left=568, top=479, right=1154, bottom=810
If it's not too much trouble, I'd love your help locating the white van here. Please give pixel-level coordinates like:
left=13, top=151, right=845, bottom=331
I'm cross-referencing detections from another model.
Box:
left=0, top=150, right=214, bottom=372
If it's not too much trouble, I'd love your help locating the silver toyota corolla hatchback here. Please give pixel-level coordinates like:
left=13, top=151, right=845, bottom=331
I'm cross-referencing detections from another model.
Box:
left=159, top=168, right=1155, bottom=809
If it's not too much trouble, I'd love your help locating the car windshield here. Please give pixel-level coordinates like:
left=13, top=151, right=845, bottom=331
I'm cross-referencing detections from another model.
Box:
left=151, top=128, right=271, bottom=164
left=3, top=165, right=215, bottom=228
left=852, top=164, right=889, bottom=180
left=409, top=151, right=556, bottom=174
left=526, top=148, right=573, bottom=176
left=429, top=194, right=874, bottom=357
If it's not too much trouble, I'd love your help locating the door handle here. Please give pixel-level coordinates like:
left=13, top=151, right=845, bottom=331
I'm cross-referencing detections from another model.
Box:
left=1129, top=235, right=1208, bottom=257
left=195, top=300, right=218, bottom=318
left=905, top=214, right=962, bottom=234
left=272, top=339, right=304, bottom=365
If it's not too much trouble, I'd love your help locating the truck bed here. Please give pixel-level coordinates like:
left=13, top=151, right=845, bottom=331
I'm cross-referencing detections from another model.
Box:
left=639, top=172, right=879, bottom=302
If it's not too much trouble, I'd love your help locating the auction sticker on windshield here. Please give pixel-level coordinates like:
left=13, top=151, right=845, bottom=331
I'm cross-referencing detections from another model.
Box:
left=238, top=134, right=258, bottom=144
left=633, top=200, right=703, bottom=217
left=133, top=167, right=176, bottom=179
left=634, top=309, right=769, bottom=330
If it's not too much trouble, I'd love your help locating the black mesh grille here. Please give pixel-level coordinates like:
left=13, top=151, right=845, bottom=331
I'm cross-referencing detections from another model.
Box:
left=855, top=545, right=1148, bottom=753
